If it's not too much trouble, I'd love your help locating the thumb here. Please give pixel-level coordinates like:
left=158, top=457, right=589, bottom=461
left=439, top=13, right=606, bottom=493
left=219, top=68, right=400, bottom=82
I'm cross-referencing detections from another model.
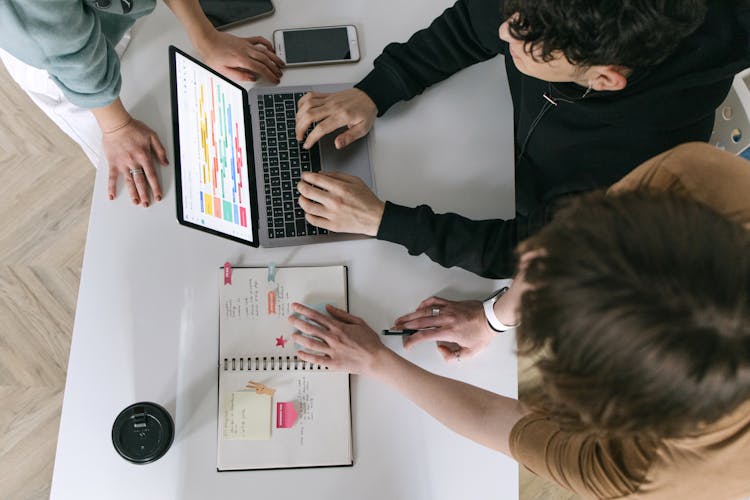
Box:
left=334, top=121, right=369, bottom=149
left=437, top=343, right=475, bottom=363
left=437, top=344, right=458, bottom=362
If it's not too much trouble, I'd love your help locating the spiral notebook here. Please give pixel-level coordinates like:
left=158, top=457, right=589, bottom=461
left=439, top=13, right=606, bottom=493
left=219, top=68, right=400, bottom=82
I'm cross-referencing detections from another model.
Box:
left=217, top=265, right=352, bottom=471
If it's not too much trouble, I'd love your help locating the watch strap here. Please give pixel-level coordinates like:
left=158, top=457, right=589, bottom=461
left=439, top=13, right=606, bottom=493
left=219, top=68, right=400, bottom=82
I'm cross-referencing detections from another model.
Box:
left=483, top=287, right=518, bottom=333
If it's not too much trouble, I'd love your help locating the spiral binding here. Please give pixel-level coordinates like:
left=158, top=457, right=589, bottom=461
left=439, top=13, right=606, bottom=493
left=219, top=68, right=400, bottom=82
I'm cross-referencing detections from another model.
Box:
left=222, top=356, right=328, bottom=371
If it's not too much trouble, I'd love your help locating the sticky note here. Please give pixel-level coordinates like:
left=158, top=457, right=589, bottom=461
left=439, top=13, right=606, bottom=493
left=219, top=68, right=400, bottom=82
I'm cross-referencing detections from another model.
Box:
left=276, top=402, right=298, bottom=428
left=223, top=391, right=272, bottom=440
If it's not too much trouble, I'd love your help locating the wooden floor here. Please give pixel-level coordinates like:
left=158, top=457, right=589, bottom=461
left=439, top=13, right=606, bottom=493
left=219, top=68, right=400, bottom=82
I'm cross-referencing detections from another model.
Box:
left=0, top=62, right=93, bottom=500
left=0, top=62, right=575, bottom=500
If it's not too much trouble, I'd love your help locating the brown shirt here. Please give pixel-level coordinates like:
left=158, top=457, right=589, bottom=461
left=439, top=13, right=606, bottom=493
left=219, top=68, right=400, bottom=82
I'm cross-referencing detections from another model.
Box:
left=510, top=143, right=750, bottom=499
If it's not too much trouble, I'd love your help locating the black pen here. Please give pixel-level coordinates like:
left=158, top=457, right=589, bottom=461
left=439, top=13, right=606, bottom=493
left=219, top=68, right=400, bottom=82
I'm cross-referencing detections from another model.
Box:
left=382, top=328, right=436, bottom=335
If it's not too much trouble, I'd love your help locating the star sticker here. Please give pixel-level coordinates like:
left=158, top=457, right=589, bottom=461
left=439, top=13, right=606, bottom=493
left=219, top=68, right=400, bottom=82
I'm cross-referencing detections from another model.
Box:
left=275, top=335, right=287, bottom=348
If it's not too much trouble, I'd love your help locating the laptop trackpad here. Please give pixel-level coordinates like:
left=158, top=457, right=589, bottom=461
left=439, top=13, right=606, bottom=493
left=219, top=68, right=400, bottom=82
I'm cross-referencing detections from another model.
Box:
left=319, top=132, right=374, bottom=189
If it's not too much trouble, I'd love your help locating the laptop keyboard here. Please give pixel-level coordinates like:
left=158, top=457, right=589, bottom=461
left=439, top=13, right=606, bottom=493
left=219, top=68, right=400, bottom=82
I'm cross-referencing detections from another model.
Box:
left=258, top=92, right=327, bottom=239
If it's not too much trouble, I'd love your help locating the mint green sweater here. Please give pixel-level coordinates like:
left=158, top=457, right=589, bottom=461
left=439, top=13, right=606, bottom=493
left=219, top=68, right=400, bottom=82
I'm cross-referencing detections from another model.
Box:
left=0, top=0, right=156, bottom=108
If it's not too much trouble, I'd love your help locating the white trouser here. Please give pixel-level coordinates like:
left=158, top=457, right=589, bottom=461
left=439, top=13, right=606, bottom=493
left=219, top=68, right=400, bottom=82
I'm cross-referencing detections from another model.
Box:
left=0, top=32, right=131, bottom=167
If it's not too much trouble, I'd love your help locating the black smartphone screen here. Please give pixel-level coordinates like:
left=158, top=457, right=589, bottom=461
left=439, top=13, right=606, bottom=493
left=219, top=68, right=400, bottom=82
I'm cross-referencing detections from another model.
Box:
left=283, top=28, right=351, bottom=63
left=199, top=0, right=274, bottom=30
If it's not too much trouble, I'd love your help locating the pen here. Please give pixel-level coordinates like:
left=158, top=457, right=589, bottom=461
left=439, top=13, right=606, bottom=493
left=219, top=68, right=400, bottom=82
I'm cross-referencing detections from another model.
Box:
left=382, top=329, right=419, bottom=335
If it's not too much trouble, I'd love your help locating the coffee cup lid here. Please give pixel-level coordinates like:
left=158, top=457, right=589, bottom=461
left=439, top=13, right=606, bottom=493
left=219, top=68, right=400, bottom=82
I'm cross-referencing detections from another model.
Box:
left=112, top=402, right=174, bottom=464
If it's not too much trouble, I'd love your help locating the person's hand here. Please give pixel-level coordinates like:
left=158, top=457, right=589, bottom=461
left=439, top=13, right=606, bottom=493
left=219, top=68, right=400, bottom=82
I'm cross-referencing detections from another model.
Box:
left=297, top=171, right=385, bottom=235
left=288, top=303, right=390, bottom=376
left=102, top=118, right=168, bottom=207
left=197, top=31, right=283, bottom=84
left=295, top=89, right=377, bottom=150
left=393, top=297, right=496, bottom=362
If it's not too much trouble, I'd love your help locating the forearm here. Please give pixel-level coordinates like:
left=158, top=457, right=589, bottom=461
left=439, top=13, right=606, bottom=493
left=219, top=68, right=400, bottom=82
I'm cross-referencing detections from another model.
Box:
left=163, top=0, right=215, bottom=52
left=377, top=202, right=521, bottom=278
left=371, top=349, right=527, bottom=456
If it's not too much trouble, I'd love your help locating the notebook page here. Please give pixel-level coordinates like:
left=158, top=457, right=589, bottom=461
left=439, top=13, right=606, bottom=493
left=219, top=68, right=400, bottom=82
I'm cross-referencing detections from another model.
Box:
left=217, top=370, right=351, bottom=470
left=219, top=266, right=348, bottom=359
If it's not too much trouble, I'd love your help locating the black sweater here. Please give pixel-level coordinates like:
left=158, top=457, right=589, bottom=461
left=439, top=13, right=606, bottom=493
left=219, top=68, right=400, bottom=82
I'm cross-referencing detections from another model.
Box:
left=355, top=0, right=750, bottom=278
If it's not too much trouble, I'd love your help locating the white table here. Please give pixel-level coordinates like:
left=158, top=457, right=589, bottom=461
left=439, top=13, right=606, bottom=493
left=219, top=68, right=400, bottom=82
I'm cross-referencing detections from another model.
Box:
left=51, top=1, right=517, bottom=498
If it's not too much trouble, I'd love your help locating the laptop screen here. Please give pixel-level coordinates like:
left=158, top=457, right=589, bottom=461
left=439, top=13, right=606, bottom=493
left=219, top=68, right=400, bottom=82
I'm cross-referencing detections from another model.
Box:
left=172, top=48, right=256, bottom=245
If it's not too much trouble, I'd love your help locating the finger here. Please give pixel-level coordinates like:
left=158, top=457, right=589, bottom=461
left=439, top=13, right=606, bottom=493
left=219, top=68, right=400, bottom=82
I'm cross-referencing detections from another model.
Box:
left=294, top=92, right=313, bottom=115
left=295, top=104, right=333, bottom=141
left=303, top=117, right=345, bottom=149
left=325, top=304, right=364, bottom=325
left=297, top=196, right=327, bottom=220
left=291, top=332, right=331, bottom=354
left=297, top=92, right=327, bottom=110
left=417, top=296, right=450, bottom=310
left=296, top=350, right=331, bottom=368
left=143, top=163, right=162, bottom=203
left=402, top=328, right=453, bottom=350
left=221, top=66, right=256, bottom=82
left=297, top=180, right=334, bottom=205
left=418, top=298, right=451, bottom=319
left=239, top=59, right=280, bottom=84
left=245, top=36, right=275, bottom=52
left=304, top=213, right=332, bottom=231
left=108, top=167, right=118, bottom=201
left=393, top=297, right=448, bottom=325
left=123, top=170, right=140, bottom=205
left=334, top=121, right=370, bottom=149
left=132, top=161, right=151, bottom=207
left=290, top=303, right=332, bottom=329
left=246, top=48, right=283, bottom=79
left=300, top=171, right=352, bottom=193
left=150, top=134, right=169, bottom=166
left=251, top=44, right=285, bottom=70
left=288, top=316, right=328, bottom=341
left=304, top=170, right=358, bottom=184
left=399, top=317, right=449, bottom=331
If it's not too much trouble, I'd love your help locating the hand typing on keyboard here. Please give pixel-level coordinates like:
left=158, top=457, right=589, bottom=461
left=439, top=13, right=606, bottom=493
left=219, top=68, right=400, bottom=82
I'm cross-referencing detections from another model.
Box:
left=295, top=89, right=378, bottom=150
left=296, top=171, right=385, bottom=236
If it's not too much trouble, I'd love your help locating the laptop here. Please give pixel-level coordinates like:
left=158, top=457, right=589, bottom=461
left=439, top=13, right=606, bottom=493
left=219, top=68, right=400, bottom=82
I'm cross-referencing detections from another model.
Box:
left=168, top=45, right=375, bottom=247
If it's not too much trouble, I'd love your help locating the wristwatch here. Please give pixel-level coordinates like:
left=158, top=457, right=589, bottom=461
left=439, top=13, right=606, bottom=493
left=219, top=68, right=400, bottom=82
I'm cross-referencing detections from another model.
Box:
left=483, top=287, right=518, bottom=333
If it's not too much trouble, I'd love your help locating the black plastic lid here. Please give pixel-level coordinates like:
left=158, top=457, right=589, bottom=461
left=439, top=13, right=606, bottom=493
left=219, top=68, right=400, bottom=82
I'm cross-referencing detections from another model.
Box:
left=112, top=402, right=174, bottom=464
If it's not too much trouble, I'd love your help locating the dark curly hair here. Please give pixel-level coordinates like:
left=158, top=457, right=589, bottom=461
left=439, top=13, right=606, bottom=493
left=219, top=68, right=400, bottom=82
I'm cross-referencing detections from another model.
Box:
left=517, top=190, right=750, bottom=438
left=503, top=0, right=709, bottom=68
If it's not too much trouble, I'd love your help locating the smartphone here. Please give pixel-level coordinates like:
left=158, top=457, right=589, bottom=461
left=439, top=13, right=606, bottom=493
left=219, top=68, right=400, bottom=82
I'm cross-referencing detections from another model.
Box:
left=273, top=25, right=360, bottom=67
left=199, top=0, right=274, bottom=31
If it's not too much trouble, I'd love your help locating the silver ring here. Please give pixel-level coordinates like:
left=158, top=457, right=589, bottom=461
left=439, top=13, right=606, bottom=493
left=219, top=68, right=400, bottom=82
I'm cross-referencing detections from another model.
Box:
left=455, top=351, right=461, bottom=362
left=129, top=168, right=145, bottom=176
left=431, top=307, right=440, bottom=317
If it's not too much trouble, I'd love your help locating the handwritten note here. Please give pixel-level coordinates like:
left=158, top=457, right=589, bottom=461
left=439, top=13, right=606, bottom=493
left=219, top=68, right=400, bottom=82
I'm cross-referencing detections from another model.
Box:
left=223, top=391, right=272, bottom=440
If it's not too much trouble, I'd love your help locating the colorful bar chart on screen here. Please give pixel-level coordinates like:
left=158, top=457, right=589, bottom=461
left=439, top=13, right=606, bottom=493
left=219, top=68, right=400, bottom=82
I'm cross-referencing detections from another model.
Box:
left=175, top=52, right=254, bottom=243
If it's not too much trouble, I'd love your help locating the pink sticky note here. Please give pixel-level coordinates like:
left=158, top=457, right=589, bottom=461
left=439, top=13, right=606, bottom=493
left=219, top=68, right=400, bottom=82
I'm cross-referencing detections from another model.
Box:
left=276, top=402, right=298, bottom=428
left=223, top=262, right=233, bottom=285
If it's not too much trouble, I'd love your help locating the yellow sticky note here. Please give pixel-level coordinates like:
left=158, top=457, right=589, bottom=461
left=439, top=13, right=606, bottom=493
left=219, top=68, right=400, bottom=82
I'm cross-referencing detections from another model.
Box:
left=223, top=391, right=272, bottom=440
